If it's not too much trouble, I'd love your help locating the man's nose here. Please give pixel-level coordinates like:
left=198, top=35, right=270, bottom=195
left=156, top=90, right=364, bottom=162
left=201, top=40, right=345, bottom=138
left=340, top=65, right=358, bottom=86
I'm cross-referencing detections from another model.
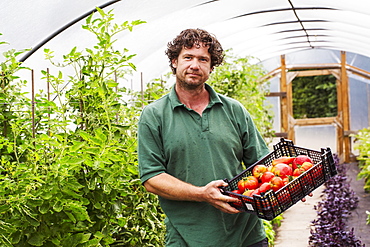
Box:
left=189, top=59, right=200, bottom=69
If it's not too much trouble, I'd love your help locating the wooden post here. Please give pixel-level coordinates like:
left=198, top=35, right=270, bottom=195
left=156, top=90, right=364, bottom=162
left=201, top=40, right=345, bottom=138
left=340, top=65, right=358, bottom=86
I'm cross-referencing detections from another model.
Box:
left=280, top=55, right=288, bottom=138
left=335, top=75, right=344, bottom=159
left=280, top=55, right=295, bottom=142
left=341, top=51, right=351, bottom=162
left=286, top=72, right=295, bottom=142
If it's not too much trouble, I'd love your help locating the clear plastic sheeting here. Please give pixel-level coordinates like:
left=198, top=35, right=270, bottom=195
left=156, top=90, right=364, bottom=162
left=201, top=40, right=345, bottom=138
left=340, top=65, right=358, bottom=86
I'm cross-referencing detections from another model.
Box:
left=2, top=0, right=370, bottom=81
left=1, top=0, right=370, bottom=151
left=294, top=125, right=337, bottom=153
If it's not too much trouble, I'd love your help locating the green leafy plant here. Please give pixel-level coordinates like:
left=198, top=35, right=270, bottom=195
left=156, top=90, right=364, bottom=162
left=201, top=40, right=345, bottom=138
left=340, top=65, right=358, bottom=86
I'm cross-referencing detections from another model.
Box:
left=353, top=127, right=370, bottom=192
left=0, top=8, right=165, bottom=246
left=292, top=75, right=337, bottom=119
left=263, top=215, right=283, bottom=246
left=352, top=127, right=370, bottom=225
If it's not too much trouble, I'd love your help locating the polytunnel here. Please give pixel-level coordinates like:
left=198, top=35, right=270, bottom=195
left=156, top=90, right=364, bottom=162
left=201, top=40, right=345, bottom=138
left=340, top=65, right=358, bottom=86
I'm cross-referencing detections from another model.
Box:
left=1, top=0, right=370, bottom=162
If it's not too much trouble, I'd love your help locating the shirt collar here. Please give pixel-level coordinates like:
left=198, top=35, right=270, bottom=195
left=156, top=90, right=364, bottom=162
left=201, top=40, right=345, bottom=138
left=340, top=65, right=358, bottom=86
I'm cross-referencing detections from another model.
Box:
left=169, top=83, right=223, bottom=110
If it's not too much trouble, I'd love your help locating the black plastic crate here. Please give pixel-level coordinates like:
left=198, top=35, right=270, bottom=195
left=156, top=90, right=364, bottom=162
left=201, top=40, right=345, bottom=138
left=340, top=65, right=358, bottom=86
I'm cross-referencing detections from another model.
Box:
left=221, top=138, right=337, bottom=220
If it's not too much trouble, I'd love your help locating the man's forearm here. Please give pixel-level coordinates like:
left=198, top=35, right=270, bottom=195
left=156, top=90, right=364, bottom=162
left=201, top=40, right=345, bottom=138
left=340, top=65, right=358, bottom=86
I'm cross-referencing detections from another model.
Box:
left=143, top=173, right=204, bottom=202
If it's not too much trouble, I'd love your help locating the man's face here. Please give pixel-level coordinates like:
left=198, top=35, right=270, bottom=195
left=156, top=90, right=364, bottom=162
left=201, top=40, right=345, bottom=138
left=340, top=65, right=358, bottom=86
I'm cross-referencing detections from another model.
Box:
left=172, top=43, right=212, bottom=89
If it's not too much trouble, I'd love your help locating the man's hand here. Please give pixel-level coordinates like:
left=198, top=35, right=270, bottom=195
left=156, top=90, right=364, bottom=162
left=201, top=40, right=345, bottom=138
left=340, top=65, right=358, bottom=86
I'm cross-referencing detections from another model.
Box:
left=201, top=180, right=241, bottom=214
left=144, top=174, right=241, bottom=214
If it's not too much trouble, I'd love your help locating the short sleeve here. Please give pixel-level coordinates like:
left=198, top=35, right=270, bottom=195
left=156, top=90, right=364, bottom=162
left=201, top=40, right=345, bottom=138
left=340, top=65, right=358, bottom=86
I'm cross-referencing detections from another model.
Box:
left=138, top=108, right=166, bottom=184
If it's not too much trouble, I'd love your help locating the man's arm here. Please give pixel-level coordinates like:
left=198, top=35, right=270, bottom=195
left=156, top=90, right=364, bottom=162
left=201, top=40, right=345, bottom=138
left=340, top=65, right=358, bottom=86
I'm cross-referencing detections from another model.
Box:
left=144, top=173, right=240, bottom=214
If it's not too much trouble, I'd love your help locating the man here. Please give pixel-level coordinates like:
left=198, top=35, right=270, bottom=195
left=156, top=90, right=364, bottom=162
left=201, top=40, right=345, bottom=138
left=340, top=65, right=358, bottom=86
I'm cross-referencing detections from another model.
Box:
left=138, top=28, right=269, bottom=247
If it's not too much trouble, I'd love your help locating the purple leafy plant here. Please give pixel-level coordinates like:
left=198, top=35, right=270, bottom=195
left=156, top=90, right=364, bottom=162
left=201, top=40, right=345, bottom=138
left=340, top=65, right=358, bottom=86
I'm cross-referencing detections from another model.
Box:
left=309, top=154, right=364, bottom=247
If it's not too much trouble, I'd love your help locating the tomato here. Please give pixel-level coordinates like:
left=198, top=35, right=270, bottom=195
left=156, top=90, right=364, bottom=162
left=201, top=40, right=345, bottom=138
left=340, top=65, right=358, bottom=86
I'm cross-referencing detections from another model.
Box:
left=251, top=188, right=261, bottom=196
left=261, top=171, right=275, bottom=183
left=259, top=182, right=272, bottom=193
left=301, top=161, right=313, bottom=171
left=293, top=167, right=306, bottom=177
left=271, top=163, right=293, bottom=179
left=244, top=176, right=259, bottom=190
left=267, top=166, right=273, bottom=172
left=237, top=180, right=247, bottom=193
left=270, top=176, right=284, bottom=192
left=231, top=189, right=242, bottom=195
left=282, top=177, right=290, bottom=185
left=292, top=155, right=313, bottom=170
left=272, top=156, right=295, bottom=166
left=242, top=189, right=255, bottom=204
left=242, top=189, right=255, bottom=197
left=252, top=164, right=267, bottom=179
left=237, top=176, right=259, bottom=193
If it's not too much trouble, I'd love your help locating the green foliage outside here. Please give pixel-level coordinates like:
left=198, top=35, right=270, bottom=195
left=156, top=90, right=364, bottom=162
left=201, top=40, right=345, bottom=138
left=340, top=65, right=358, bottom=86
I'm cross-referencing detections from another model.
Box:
left=0, top=9, right=278, bottom=246
left=263, top=215, right=283, bottom=246
left=352, top=127, right=370, bottom=225
left=292, top=75, right=337, bottom=119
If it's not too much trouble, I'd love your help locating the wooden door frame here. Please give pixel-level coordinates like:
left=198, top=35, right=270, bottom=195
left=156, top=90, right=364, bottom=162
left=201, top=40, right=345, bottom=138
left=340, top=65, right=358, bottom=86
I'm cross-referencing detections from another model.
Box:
left=263, top=51, right=370, bottom=162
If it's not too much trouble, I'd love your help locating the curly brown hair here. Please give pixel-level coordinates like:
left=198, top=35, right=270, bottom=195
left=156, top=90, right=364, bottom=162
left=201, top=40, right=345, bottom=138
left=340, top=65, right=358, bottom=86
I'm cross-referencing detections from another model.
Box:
left=165, top=28, right=224, bottom=74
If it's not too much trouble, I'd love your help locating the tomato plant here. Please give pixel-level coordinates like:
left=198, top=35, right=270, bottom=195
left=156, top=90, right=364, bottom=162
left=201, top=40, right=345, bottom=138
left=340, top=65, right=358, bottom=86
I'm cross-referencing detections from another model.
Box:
left=0, top=9, right=166, bottom=247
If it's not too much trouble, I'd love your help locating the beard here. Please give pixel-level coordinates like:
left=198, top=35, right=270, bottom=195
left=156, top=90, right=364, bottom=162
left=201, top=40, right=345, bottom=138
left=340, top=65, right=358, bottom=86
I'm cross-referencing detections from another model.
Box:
left=176, top=71, right=208, bottom=90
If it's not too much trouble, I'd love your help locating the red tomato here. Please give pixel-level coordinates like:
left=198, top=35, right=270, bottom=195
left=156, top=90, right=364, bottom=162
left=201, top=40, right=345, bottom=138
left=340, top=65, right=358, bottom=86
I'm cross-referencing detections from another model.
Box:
left=251, top=188, right=261, bottom=196
left=237, top=180, right=247, bottom=193
left=271, top=163, right=293, bottom=179
left=293, top=167, right=306, bottom=177
left=237, top=176, right=259, bottom=193
left=282, top=177, right=290, bottom=185
left=282, top=176, right=295, bottom=185
left=231, top=189, right=242, bottom=195
left=270, top=176, right=284, bottom=192
left=252, top=164, right=267, bottom=179
left=272, top=156, right=295, bottom=166
left=244, top=176, right=259, bottom=190
left=259, top=182, right=272, bottom=193
left=292, top=155, right=313, bottom=170
left=242, top=189, right=255, bottom=197
left=261, top=171, right=275, bottom=183
left=301, top=161, right=314, bottom=171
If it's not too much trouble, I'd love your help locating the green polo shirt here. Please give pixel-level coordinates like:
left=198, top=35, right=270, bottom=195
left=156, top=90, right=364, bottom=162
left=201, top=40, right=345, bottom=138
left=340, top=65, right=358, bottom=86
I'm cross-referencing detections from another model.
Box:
left=138, top=84, right=269, bottom=246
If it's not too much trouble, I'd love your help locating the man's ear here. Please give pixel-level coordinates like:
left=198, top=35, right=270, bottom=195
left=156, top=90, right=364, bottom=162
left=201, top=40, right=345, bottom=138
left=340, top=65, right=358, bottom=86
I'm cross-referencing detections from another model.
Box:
left=172, top=59, right=177, bottom=68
